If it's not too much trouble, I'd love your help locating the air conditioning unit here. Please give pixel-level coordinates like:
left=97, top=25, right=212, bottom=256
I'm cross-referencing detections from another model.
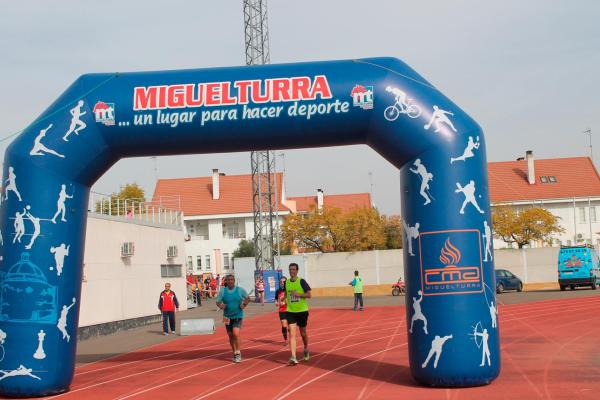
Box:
left=167, top=245, right=178, bottom=258
left=121, top=242, right=135, bottom=257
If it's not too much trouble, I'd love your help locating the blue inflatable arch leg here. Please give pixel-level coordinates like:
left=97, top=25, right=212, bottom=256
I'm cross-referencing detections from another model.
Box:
left=0, top=57, right=500, bottom=397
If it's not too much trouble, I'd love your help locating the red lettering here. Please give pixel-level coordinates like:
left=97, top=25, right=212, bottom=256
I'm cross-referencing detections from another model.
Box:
left=291, top=77, right=311, bottom=100
left=185, top=84, right=204, bottom=107
left=167, top=85, right=186, bottom=108
left=220, top=82, right=237, bottom=105
left=251, top=80, right=270, bottom=103
left=272, top=78, right=291, bottom=102
left=133, top=86, right=158, bottom=110
left=205, top=83, right=221, bottom=106
left=157, top=86, right=167, bottom=109
left=310, top=75, right=332, bottom=99
left=234, top=80, right=252, bottom=104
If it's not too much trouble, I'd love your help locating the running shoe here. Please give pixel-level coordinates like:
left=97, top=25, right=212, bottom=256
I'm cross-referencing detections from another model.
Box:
left=163, top=332, right=168, bottom=336
left=233, top=353, right=241, bottom=363
left=303, top=349, right=310, bottom=361
left=289, top=357, right=298, bottom=365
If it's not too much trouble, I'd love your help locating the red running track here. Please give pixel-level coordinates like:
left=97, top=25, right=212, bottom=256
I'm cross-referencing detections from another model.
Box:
left=45, top=296, right=600, bottom=400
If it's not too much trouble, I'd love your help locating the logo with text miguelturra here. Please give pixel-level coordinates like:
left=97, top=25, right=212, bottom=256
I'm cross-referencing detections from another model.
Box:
left=419, top=230, right=483, bottom=296
left=93, top=101, right=115, bottom=126
left=350, top=85, right=373, bottom=110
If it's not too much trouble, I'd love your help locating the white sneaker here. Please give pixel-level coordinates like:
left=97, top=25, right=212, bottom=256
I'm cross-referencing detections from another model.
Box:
left=289, top=357, right=298, bottom=365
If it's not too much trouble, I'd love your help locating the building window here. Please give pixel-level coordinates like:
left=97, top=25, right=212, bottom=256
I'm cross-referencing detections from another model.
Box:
left=579, top=207, right=587, bottom=223
left=223, top=253, right=230, bottom=270
left=161, top=264, right=182, bottom=278
left=187, top=256, right=193, bottom=270
left=591, top=207, right=597, bottom=223
left=548, top=176, right=557, bottom=183
left=196, top=256, right=202, bottom=270
left=540, top=176, right=548, bottom=183
left=205, top=255, right=211, bottom=269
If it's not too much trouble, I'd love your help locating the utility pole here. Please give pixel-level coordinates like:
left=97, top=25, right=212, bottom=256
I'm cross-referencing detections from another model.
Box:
left=584, top=128, right=593, bottom=162
left=243, top=0, right=280, bottom=271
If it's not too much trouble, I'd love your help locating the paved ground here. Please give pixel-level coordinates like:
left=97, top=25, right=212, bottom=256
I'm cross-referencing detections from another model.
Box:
left=75, top=288, right=600, bottom=366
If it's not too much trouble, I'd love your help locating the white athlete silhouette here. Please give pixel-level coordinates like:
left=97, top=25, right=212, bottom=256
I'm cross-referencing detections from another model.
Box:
left=422, top=334, right=453, bottom=368
left=386, top=86, right=409, bottom=109
left=384, top=86, right=422, bottom=121
left=30, top=124, right=65, bottom=158
left=489, top=301, right=498, bottom=329
left=33, top=330, right=46, bottom=360
left=63, top=100, right=87, bottom=141
left=424, top=105, right=457, bottom=133
left=50, top=244, right=70, bottom=276
left=0, top=229, right=3, bottom=246
left=402, top=220, right=420, bottom=256
left=57, top=297, right=77, bottom=342
left=51, top=184, right=73, bottom=223
left=0, top=328, right=6, bottom=344
left=482, top=220, right=493, bottom=262
left=450, top=136, right=480, bottom=163
left=4, top=166, right=22, bottom=201
left=474, top=328, right=491, bottom=367
left=409, top=159, right=434, bottom=205
left=455, top=180, right=484, bottom=214
left=409, top=290, right=428, bottom=334
left=0, top=365, right=41, bottom=382
left=24, top=206, right=41, bottom=250
left=12, top=209, right=26, bottom=244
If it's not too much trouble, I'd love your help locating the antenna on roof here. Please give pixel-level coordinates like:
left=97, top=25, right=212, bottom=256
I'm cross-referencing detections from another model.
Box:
left=150, top=156, right=158, bottom=183
left=583, top=128, right=592, bottom=162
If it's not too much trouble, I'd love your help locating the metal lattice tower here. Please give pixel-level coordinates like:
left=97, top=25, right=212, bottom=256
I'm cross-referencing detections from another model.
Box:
left=244, top=0, right=280, bottom=271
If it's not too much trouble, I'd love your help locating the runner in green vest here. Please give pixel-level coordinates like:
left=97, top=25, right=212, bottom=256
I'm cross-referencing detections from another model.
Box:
left=349, top=270, right=364, bottom=311
left=285, top=262, right=312, bottom=365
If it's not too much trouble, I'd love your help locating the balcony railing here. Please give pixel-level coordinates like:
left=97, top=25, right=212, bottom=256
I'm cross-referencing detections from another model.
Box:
left=88, top=191, right=183, bottom=229
left=223, top=232, right=246, bottom=239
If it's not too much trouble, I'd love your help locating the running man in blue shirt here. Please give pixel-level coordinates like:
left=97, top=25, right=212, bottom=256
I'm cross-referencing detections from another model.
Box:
left=216, top=274, right=250, bottom=363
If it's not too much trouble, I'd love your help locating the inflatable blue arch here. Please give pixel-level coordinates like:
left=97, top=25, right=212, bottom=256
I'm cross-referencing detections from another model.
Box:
left=0, top=57, right=500, bottom=397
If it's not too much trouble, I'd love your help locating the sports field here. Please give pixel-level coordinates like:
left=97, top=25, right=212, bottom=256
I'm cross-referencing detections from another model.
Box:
left=46, top=291, right=600, bottom=399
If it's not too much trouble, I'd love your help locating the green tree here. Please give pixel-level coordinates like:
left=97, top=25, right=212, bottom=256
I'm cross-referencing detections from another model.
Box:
left=382, top=215, right=403, bottom=249
left=282, top=206, right=386, bottom=252
left=492, top=205, right=564, bottom=248
left=95, top=183, right=146, bottom=216
left=233, top=239, right=255, bottom=258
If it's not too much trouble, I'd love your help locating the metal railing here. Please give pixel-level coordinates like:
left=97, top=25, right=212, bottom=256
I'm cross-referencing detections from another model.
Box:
left=88, top=191, right=183, bottom=228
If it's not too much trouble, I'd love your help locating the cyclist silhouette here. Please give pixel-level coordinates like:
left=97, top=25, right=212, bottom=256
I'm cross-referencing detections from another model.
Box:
left=384, top=86, right=422, bottom=121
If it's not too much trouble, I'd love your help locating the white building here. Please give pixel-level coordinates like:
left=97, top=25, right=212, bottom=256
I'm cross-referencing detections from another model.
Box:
left=488, top=152, right=600, bottom=248
left=152, top=170, right=372, bottom=276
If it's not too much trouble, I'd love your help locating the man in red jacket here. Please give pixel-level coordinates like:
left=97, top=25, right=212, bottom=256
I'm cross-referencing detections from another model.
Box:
left=158, top=282, right=179, bottom=335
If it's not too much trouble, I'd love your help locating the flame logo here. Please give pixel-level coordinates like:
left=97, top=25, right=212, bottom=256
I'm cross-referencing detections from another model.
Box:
left=439, top=238, right=461, bottom=265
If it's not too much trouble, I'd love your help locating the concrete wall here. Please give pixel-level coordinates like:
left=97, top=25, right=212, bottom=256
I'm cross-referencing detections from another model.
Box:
left=234, top=247, right=561, bottom=296
left=79, top=215, right=187, bottom=327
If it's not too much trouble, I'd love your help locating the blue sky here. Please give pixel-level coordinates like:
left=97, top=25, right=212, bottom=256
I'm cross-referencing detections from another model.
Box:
left=1, top=0, right=598, bottom=214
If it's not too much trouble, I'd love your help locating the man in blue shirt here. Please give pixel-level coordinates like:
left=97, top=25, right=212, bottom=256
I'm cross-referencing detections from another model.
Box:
left=216, top=274, right=250, bottom=363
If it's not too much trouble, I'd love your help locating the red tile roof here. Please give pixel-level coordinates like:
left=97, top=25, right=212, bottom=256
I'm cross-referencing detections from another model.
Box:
left=288, top=193, right=372, bottom=213
left=152, top=173, right=289, bottom=216
left=488, top=156, right=600, bottom=203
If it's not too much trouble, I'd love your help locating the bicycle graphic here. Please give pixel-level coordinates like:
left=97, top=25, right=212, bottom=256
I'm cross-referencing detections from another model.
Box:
left=384, top=87, right=422, bottom=121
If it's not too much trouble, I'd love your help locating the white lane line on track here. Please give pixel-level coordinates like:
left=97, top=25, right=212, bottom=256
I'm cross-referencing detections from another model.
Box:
left=269, top=309, right=393, bottom=399
left=500, top=302, right=600, bottom=323
left=188, top=334, right=408, bottom=400
left=354, top=317, right=406, bottom=400
left=53, top=316, right=402, bottom=398
left=114, top=320, right=404, bottom=400
left=276, top=342, right=408, bottom=400
left=75, top=309, right=399, bottom=376
left=113, top=308, right=359, bottom=399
